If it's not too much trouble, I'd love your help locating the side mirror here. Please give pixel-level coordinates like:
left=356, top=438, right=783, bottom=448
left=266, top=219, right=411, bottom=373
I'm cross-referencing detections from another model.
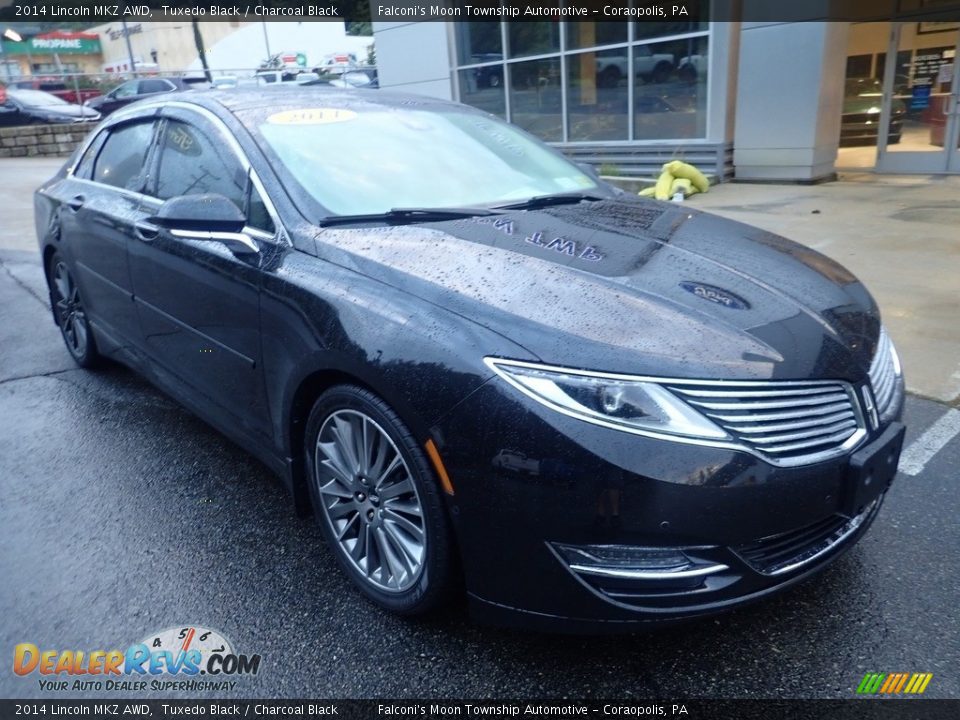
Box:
left=152, top=194, right=245, bottom=232
left=148, top=194, right=258, bottom=254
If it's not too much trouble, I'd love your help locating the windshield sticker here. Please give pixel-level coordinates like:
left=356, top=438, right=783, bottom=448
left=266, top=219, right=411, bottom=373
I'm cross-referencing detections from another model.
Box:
left=266, top=108, right=358, bottom=125
left=166, top=125, right=200, bottom=156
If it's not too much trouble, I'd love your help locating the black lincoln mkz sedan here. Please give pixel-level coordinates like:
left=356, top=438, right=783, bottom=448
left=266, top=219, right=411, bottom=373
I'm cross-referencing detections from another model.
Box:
left=35, top=89, right=905, bottom=632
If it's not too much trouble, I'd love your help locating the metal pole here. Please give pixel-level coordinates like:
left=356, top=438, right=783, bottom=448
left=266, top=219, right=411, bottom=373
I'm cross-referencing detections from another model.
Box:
left=262, top=22, right=271, bottom=59
left=122, top=20, right=137, bottom=77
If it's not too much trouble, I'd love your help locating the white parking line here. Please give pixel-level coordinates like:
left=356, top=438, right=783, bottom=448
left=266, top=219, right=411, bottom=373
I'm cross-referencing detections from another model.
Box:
left=899, top=408, right=960, bottom=476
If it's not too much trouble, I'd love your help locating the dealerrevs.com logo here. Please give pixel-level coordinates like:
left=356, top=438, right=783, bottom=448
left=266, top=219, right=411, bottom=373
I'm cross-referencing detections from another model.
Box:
left=13, top=626, right=261, bottom=692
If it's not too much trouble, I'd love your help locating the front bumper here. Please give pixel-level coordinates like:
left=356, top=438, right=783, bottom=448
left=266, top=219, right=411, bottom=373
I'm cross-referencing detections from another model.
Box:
left=436, top=380, right=904, bottom=632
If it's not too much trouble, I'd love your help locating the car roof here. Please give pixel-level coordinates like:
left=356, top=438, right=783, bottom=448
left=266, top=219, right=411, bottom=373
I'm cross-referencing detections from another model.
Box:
left=168, top=86, right=465, bottom=117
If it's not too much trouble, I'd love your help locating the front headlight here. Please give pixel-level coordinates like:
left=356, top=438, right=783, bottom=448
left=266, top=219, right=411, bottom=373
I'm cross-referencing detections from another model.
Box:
left=484, top=358, right=728, bottom=441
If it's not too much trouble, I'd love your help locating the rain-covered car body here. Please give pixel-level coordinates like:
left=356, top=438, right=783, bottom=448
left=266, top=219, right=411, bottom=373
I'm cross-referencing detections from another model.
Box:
left=34, top=89, right=905, bottom=631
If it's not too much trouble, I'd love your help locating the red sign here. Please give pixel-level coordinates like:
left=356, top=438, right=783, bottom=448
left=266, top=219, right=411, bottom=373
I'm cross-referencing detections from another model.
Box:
left=0, top=85, right=6, bottom=104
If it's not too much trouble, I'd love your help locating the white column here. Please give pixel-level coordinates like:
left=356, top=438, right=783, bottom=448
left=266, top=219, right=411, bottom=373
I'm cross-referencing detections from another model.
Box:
left=733, top=21, right=850, bottom=181
left=372, top=22, right=454, bottom=100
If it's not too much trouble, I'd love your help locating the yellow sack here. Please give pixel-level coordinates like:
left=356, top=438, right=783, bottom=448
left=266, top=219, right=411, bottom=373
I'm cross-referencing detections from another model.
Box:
left=669, top=177, right=695, bottom=197
left=654, top=171, right=674, bottom=201
left=662, top=160, right=710, bottom=194
left=638, top=186, right=657, bottom=198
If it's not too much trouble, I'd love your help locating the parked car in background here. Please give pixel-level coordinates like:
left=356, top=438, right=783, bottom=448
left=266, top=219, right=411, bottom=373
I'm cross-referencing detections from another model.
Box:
left=594, top=47, right=677, bottom=87
left=329, top=69, right=378, bottom=89
left=677, top=54, right=707, bottom=82
left=84, top=77, right=201, bottom=117
left=10, top=78, right=101, bottom=105
left=211, top=76, right=239, bottom=90
left=840, top=78, right=905, bottom=146
left=0, top=89, right=100, bottom=126
left=470, top=53, right=504, bottom=89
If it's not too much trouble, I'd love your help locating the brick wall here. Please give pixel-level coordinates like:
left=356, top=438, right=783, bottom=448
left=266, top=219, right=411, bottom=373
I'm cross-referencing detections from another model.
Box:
left=0, top=123, right=96, bottom=158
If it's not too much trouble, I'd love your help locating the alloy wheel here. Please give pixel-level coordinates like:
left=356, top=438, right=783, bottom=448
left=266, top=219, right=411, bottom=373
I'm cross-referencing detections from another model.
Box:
left=52, top=261, right=89, bottom=358
left=314, top=409, right=427, bottom=593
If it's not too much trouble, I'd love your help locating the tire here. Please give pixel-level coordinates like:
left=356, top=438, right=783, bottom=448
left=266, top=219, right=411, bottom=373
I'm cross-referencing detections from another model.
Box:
left=652, top=62, right=672, bottom=84
left=47, top=252, right=101, bottom=369
left=304, top=385, right=455, bottom=615
left=678, top=64, right=697, bottom=83
left=598, top=65, right=621, bottom=88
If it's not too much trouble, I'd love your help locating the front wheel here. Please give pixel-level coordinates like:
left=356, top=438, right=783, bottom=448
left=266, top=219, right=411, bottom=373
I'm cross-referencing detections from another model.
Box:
left=48, top=253, right=101, bottom=368
left=305, top=385, right=455, bottom=615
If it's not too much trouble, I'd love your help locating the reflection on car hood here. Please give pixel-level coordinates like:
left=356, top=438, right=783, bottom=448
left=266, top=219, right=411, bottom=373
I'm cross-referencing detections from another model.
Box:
left=316, top=198, right=879, bottom=381
left=32, top=104, right=96, bottom=118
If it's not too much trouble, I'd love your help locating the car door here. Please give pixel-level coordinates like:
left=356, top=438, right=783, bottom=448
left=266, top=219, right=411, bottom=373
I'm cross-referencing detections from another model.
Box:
left=0, top=98, right=23, bottom=126
left=128, top=109, right=274, bottom=440
left=55, top=119, right=158, bottom=351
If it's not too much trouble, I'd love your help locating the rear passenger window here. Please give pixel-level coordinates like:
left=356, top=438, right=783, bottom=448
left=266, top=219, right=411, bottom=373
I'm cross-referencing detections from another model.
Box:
left=155, top=120, right=245, bottom=211
left=140, top=79, right=173, bottom=94
left=93, top=122, right=155, bottom=191
left=73, top=132, right=107, bottom=180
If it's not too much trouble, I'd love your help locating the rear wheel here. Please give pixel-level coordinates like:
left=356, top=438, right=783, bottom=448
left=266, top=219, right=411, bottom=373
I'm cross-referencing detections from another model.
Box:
left=48, top=253, right=100, bottom=368
left=305, top=385, right=455, bottom=615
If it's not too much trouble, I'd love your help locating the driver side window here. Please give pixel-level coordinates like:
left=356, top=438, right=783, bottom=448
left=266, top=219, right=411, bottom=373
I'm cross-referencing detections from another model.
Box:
left=154, top=120, right=246, bottom=209
left=151, top=117, right=276, bottom=235
left=112, top=81, right=139, bottom=99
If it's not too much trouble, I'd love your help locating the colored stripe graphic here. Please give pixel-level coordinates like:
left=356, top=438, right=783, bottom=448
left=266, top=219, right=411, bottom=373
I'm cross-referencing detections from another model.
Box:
left=856, top=673, right=885, bottom=694
left=857, top=673, right=933, bottom=694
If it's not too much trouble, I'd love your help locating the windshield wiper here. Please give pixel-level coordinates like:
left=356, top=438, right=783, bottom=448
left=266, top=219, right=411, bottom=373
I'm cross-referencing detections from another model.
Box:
left=494, top=192, right=607, bottom=211
left=319, top=206, right=501, bottom=227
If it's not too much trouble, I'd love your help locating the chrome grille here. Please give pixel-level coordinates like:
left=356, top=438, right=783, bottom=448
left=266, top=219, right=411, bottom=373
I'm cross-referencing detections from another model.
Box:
left=869, top=329, right=901, bottom=422
left=667, top=380, right=865, bottom=465
left=734, top=499, right=880, bottom=575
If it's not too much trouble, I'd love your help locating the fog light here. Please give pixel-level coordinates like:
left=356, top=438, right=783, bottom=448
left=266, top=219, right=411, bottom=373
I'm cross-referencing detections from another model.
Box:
left=552, top=543, right=728, bottom=580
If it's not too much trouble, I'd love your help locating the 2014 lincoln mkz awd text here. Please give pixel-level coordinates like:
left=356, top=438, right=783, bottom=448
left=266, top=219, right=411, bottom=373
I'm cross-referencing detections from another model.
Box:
left=34, top=88, right=906, bottom=632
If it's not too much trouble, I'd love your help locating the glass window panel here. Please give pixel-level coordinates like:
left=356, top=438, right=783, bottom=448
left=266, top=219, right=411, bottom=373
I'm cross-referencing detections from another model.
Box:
left=458, top=68, right=506, bottom=118
left=155, top=120, right=246, bottom=208
left=93, top=122, right=155, bottom=191
left=566, top=21, right=628, bottom=50
left=634, top=36, right=709, bottom=140
left=634, top=1, right=710, bottom=41
left=887, top=40, right=955, bottom=154
left=508, top=22, right=560, bottom=58
left=508, top=58, right=563, bottom=142
left=247, top=184, right=275, bottom=234
left=846, top=54, right=872, bottom=78
left=567, top=49, right=629, bottom=141
left=456, top=21, right=503, bottom=66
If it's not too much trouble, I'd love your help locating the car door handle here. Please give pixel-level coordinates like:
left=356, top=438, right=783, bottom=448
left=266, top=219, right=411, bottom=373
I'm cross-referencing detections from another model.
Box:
left=134, top=220, right=160, bottom=241
left=66, top=195, right=85, bottom=212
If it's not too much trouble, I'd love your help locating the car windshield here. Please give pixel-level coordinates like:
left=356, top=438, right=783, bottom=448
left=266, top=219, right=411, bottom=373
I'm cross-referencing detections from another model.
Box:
left=845, top=79, right=883, bottom=97
left=253, top=104, right=598, bottom=217
left=9, top=89, right=69, bottom=106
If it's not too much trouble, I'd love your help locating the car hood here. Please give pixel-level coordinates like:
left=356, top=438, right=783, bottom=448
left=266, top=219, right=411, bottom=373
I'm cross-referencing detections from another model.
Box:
left=32, top=104, right=96, bottom=119
left=315, top=198, right=880, bottom=382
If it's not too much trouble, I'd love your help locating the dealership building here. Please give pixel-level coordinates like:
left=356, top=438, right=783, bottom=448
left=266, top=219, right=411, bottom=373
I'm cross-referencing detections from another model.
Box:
left=372, top=11, right=960, bottom=181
